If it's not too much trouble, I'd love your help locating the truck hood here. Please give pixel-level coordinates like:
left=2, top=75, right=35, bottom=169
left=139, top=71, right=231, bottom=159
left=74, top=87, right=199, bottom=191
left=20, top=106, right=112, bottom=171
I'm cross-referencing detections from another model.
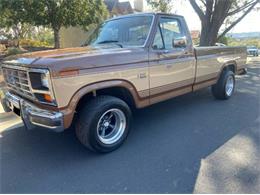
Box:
left=6, top=47, right=96, bottom=60
left=3, top=46, right=147, bottom=74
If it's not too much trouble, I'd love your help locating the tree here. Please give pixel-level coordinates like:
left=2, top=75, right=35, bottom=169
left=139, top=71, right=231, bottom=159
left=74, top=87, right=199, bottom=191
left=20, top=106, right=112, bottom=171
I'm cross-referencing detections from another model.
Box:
left=189, top=0, right=259, bottom=46
left=0, top=0, right=31, bottom=46
left=147, top=0, right=173, bottom=13
left=24, top=0, right=109, bottom=48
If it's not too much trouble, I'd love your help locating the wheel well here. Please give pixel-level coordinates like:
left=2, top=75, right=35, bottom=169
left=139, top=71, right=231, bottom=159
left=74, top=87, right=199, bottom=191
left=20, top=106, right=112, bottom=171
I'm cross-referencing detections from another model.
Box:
left=75, top=87, right=136, bottom=113
left=223, top=64, right=236, bottom=73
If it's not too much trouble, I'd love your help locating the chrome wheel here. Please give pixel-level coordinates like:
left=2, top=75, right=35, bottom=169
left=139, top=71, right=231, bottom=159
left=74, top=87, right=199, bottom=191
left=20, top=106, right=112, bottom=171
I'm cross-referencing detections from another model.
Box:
left=225, top=76, right=234, bottom=96
left=97, top=108, right=126, bottom=145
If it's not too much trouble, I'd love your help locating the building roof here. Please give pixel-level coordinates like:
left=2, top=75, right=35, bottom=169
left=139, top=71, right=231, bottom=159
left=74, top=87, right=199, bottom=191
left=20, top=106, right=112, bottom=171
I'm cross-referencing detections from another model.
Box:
left=104, top=0, right=118, bottom=12
left=115, top=1, right=133, bottom=14
left=104, top=0, right=133, bottom=15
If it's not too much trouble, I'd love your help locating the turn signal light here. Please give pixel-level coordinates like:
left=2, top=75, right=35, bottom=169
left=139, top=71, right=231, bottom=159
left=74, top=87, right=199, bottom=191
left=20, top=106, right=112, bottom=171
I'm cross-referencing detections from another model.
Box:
left=43, top=94, right=52, bottom=102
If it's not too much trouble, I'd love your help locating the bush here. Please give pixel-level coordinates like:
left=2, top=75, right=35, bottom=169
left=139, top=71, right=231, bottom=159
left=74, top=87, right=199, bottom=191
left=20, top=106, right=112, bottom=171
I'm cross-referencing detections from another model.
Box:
left=218, top=36, right=228, bottom=45
left=6, top=47, right=25, bottom=56
left=20, top=39, right=52, bottom=48
left=35, top=29, right=54, bottom=46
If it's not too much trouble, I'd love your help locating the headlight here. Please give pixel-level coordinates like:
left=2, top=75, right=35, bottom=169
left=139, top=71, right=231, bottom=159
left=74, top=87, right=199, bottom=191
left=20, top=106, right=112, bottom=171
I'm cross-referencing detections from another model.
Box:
left=29, top=69, right=56, bottom=106
left=41, top=73, right=49, bottom=88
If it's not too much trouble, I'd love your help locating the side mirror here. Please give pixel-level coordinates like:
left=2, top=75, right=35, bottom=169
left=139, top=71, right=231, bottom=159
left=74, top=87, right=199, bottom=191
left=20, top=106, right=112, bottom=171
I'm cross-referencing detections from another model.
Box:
left=172, top=36, right=187, bottom=48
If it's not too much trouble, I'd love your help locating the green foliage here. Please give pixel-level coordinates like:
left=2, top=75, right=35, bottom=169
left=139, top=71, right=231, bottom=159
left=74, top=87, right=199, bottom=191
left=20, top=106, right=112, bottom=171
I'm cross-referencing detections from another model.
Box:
left=218, top=36, right=228, bottom=45
left=28, top=27, right=54, bottom=47
left=147, top=0, right=172, bottom=13
left=6, top=47, right=25, bottom=56
left=20, top=39, right=52, bottom=48
left=0, top=0, right=109, bottom=48
left=25, top=0, right=109, bottom=29
left=0, top=0, right=31, bottom=40
left=0, top=0, right=27, bottom=27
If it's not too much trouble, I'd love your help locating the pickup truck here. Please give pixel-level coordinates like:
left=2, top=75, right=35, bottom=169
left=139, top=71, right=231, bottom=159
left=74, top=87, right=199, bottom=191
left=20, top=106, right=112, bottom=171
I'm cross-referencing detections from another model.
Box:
left=1, top=13, right=247, bottom=153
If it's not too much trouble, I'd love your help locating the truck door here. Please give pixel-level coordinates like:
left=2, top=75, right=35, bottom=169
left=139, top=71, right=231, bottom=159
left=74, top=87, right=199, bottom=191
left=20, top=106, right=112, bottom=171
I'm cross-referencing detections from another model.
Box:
left=149, top=16, right=196, bottom=104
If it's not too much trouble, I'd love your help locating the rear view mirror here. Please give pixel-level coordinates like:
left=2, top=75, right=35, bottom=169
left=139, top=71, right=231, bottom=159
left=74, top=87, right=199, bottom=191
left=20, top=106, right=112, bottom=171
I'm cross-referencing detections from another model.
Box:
left=172, top=37, right=187, bottom=48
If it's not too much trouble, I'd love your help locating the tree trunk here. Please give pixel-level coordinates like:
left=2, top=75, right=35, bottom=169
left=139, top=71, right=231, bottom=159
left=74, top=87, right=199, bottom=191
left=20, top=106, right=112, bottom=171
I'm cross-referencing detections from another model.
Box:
left=53, top=27, right=61, bottom=49
left=189, top=0, right=258, bottom=47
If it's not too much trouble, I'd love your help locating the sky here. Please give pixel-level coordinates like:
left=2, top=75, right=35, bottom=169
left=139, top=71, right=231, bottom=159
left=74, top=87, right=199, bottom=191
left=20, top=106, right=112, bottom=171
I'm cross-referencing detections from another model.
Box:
left=173, top=1, right=260, bottom=33
left=125, top=0, right=260, bottom=33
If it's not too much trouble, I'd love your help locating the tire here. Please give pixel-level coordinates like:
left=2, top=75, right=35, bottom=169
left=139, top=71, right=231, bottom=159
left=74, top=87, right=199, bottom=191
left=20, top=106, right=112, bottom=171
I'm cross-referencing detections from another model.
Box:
left=75, top=95, right=132, bottom=153
left=212, top=70, right=235, bottom=100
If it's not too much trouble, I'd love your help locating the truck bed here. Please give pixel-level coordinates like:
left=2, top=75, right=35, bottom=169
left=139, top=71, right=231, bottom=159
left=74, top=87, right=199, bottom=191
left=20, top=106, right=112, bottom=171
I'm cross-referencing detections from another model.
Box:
left=194, top=46, right=247, bottom=84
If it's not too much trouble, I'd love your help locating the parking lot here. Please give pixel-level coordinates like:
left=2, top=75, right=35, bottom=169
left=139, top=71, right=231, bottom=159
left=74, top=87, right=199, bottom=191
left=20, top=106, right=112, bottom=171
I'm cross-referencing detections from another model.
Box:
left=0, top=57, right=259, bottom=193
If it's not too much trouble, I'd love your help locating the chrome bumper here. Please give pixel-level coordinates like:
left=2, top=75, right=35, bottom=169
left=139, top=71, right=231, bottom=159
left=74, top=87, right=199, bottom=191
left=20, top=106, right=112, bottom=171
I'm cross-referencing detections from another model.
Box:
left=4, top=92, right=64, bottom=132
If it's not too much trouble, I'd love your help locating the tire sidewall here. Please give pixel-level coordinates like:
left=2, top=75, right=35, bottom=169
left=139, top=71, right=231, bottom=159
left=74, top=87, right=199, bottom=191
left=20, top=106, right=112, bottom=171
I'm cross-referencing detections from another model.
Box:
left=88, top=101, right=131, bottom=152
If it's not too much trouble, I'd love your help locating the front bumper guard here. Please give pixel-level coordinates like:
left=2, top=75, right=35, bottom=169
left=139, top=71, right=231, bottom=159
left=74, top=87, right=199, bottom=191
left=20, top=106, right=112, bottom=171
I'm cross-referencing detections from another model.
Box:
left=4, top=92, right=64, bottom=132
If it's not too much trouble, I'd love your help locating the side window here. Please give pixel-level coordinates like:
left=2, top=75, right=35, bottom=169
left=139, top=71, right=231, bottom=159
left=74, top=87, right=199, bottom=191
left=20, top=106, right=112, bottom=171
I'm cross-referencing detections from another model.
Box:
left=128, top=25, right=150, bottom=46
left=95, top=26, right=119, bottom=43
left=152, top=17, right=184, bottom=50
left=152, top=26, right=164, bottom=50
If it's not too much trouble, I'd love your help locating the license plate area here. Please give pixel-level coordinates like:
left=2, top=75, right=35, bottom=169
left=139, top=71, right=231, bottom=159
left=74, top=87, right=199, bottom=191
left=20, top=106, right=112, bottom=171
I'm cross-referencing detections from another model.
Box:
left=13, top=106, right=21, bottom=116
left=6, top=99, right=21, bottom=116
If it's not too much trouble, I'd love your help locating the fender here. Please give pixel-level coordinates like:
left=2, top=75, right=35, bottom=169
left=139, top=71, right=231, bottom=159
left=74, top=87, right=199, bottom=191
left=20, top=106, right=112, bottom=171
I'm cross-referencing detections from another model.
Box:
left=218, top=61, right=238, bottom=80
left=61, top=79, right=149, bottom=129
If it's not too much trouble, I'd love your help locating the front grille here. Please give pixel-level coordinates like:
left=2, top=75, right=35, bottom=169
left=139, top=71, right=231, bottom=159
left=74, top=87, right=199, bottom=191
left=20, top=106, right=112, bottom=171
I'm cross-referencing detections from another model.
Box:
left=2, top=67, right=34, bottom=98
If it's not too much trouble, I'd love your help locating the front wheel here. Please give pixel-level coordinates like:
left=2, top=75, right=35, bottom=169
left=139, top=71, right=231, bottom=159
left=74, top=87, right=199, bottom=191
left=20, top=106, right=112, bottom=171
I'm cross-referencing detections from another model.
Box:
left=75, top=96, right=132, bottom=153
left=212, top=70, right=235, bottom=100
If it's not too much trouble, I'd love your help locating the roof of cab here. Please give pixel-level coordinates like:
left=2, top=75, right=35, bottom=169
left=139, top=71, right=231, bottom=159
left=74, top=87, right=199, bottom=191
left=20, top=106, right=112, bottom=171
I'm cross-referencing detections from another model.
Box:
left=106, top=12, right=184, bottom=22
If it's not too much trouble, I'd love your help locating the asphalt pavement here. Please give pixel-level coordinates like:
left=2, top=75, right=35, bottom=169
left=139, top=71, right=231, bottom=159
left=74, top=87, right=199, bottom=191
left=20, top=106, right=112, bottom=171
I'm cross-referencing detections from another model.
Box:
left=0, top=57, right=259, bottom=193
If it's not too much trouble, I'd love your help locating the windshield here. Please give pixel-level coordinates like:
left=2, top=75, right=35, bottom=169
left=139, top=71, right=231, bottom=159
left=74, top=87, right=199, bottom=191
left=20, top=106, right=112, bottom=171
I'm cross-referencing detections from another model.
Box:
left=87, top=15, right=153, bottom=48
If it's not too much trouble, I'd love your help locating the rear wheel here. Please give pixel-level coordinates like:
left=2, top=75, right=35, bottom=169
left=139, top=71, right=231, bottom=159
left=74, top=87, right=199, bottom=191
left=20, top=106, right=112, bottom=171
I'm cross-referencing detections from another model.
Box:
left=75, top=95, right=132, bottom=153
left=212, top=70, right=235, bottom=100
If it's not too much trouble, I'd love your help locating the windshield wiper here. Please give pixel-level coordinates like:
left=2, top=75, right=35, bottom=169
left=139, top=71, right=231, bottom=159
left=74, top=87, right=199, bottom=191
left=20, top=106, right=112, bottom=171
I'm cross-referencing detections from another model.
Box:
left=96, top=40, right=123, bottom=48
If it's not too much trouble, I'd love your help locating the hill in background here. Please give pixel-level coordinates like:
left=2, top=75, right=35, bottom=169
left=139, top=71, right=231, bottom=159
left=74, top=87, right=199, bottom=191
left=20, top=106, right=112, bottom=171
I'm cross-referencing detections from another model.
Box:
left=227, top=32, right=260, bottom=39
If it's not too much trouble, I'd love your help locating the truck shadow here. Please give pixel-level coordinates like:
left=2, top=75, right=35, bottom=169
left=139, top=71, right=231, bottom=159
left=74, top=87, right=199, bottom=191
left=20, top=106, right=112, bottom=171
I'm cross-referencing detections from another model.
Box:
left=1, top=66, right=259, bottom=193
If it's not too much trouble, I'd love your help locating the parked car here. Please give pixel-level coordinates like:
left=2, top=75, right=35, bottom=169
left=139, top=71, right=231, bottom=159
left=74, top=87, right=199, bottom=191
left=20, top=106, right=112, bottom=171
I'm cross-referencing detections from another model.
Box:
left=1, top=13, right=247, bottom=153
left=215, top=43, right=226, bottom=47
left=247, top=46, right=259, bottom=56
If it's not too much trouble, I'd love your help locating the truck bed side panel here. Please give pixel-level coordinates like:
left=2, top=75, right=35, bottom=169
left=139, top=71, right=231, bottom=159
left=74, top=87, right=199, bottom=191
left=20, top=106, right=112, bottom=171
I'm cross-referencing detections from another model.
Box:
left=194, top=46, right=247, bottom=85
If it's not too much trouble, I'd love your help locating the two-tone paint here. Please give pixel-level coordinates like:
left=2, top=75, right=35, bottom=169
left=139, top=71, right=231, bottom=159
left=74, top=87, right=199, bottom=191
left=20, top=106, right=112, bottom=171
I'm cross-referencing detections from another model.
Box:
left=2, top=13, right=247, bottom=129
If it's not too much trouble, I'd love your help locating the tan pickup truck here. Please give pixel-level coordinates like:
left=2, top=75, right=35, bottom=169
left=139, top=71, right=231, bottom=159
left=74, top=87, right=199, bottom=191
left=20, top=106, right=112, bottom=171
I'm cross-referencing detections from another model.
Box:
left=1, top=13, right=247, bottom=152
